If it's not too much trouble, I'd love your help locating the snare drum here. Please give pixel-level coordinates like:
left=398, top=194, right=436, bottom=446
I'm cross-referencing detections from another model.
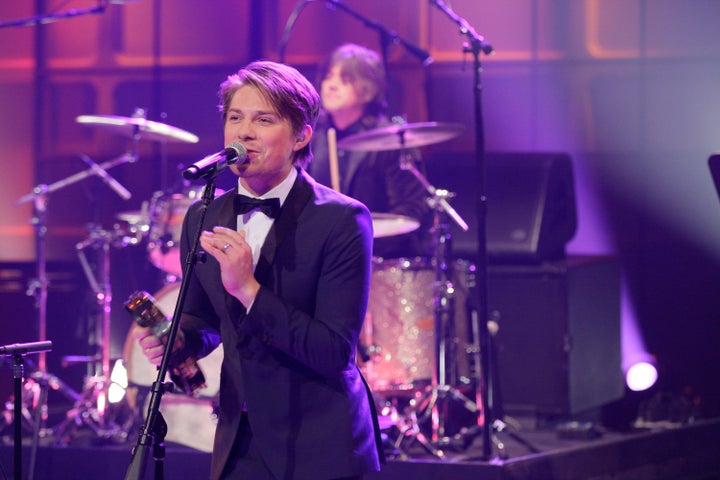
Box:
left=362, top=257, right=436, bottom=392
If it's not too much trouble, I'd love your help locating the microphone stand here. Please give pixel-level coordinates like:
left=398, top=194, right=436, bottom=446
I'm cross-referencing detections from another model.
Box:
left=124, top=171, right=219, bottom=480
left=428, top=0, right=496, bottom=461
left=0, top=341, right=53, bottom=480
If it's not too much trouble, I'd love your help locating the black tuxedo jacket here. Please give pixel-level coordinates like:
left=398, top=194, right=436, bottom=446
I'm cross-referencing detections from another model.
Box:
left=178, top=168, right=382, bottom=479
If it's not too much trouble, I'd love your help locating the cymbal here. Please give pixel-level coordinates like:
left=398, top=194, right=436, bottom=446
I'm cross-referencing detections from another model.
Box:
left=337, top=122, right=464, bottom=152
left=372, top=213, right=420, bottom=238
left=76, top=114, right=199, bottom=144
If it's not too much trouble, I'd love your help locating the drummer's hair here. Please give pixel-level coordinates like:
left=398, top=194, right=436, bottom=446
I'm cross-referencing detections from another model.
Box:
left=319, top=43, right=387, bottom=117
left=218, top=60, right=320, bottom=169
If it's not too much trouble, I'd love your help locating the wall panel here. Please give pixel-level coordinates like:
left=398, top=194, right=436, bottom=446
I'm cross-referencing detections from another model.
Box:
left=119, top=1, right=252, bottom=66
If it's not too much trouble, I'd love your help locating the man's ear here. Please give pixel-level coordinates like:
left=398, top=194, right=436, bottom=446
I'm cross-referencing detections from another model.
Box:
left=294, top=124, right=312, bottom=150
left=360, top=83, right=378, bottom=105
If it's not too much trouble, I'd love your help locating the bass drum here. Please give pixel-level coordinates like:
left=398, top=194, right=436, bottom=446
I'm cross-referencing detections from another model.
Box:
left=360, top=257, right=473, bottom=394
left=361, top=257, right=436, bottom=393
left=123, top=283, right=224, bottom=452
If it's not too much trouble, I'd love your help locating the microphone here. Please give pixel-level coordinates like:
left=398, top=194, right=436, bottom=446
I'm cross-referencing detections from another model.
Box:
left=182, top=141, right=247, bottom=180
left=0, top=340, right=53, bottom=356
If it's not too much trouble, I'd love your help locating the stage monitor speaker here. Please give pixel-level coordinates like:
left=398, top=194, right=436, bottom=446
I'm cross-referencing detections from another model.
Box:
left=426, top=152, right=577, bottom=263
left=485, top=256, right=624, bottom=417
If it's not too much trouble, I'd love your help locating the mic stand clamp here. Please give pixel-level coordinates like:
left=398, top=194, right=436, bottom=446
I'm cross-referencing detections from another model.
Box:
left=124, top=174, right=219, bottom=480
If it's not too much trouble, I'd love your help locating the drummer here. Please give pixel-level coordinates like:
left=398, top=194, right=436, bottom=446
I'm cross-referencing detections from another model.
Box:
left=308, top=43, right=432, bottom=259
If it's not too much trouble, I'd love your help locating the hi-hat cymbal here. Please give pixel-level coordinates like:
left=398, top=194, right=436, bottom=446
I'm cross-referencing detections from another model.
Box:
left=372, top=213, right=420, bottom=238
left=337, top=121, right=464, bottom=152
left=77, top=114, right=199, bottom=143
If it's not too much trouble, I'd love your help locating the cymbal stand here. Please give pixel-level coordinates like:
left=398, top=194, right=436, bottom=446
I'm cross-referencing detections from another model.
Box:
left=397, top=151, right=481, bottom=453
left=52, top=225, right=125, bottom=445
left=11, top=131, right=137, bottom=452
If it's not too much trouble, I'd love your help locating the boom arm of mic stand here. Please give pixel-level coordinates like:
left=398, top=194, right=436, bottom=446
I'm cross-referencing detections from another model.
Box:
left=324, top=0, right=433, bottom=65
left=428, top=0, right=494, bottom=55
left=278, top=0, right=316, bottom=63
left=124, top=177, right=217, bottom=480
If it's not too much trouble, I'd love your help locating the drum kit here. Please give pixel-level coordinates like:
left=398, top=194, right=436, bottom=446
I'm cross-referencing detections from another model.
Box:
left=11, top=109, right=480, bottom=456
left=12, top=109, right=219, bottom=448
left=338, top=120, right=483, bottom=458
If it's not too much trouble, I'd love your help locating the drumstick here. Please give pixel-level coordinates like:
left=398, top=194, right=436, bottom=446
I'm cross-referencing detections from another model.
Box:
left=327, top=127, right=341, bottom=192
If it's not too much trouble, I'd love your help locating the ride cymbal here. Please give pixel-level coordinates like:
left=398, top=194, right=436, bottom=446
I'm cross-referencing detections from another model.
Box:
left=77, top=114, right=199, bottom=143
left=337, top=122, right=464, bottom=152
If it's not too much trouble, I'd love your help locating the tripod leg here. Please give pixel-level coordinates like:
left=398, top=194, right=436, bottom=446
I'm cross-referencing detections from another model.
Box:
left=493, top=418, right=541, bottom=455
left=398, top=404, right=445, bottom=459
left=466, top=300, right=542, bottom=459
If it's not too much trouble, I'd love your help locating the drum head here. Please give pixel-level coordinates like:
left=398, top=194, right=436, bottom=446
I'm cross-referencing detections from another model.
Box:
left=147, top=186, right=224, bottom=277
left=362, top=258, right=435, bottom=392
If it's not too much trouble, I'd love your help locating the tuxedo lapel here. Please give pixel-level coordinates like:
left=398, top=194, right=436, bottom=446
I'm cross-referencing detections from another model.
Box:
left=217, top=191, right=238, bottom=230
left=254, top=170, right=314, bottom=285
left=209, top=191, right=248, bottom=322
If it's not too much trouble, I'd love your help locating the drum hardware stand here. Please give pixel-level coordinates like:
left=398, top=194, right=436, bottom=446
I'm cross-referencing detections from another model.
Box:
left=52, top=224, right=129, bottom=446
left=395, top=151, right=485, bottom=455
left=379, top=398, right=445, bottom=460
left=12, top=149, right=136, bottom=460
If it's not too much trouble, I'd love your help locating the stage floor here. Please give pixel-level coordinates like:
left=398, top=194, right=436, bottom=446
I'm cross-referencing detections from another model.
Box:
left=2, top=416, right=719, bottom=480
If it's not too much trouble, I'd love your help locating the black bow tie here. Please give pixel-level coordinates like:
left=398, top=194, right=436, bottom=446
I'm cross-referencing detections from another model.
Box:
left=234, top=194, right=281, bottom=218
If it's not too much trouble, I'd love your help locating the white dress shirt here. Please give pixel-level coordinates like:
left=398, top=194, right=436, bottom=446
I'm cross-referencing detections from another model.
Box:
left=235, top=167, right=297, bottom=270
